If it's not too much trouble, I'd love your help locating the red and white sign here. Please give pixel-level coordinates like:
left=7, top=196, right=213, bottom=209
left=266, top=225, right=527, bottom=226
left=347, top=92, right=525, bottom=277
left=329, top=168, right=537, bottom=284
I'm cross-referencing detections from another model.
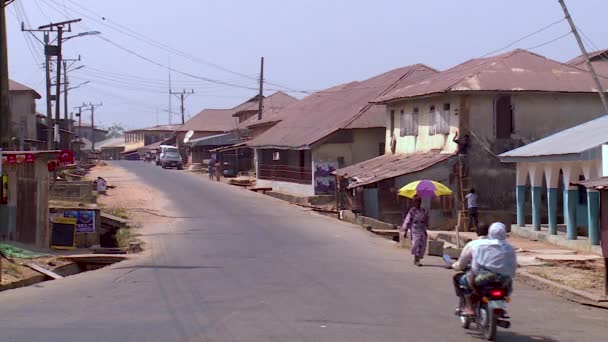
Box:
left=6, top=155, right=17, bottom=164
left=47, top=160, right=57, bottom=172
left=57, top=150, right=74, bottom=166
left=24, top=154, right=35, bottom=163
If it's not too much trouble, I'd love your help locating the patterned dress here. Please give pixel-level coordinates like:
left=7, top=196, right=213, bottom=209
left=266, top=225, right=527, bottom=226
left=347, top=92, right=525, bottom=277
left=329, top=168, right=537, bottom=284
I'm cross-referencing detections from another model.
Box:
left=402, top=207, right=429, bottom=258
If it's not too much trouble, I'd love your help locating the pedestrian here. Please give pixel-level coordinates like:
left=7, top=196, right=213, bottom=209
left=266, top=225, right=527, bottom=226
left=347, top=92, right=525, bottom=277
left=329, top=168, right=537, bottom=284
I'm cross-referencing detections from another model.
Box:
left=402, top=195, right=429, bottom=266
left=208, top=160, right=215, bottom=180
left=453, top=131, right=471, bottom=177
left=466, top=188, right=478, bottom=231
left=215, top=160, right=221, bottom=181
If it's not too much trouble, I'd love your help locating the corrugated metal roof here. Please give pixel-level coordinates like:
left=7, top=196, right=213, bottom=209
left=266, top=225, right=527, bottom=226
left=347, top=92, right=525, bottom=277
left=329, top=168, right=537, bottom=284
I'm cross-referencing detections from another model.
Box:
left=239, top=92, right=300, bottom=128
left=333, top=152, right=453, bottom=188
left=9, top=79, right=41, bottom=99
left=96, top=136, right=126, bottom=149
left=374, top=49, right=608, bottom=104
left=499, top=114, right=608, bottom=159
left=572, top=177, right=608, bottom=189
left=566, top=49, right=608, bottom=67
left=189, top=132, right=239, bottom=147
left=125, top=124, right=182, bottom=133
left=247, top=64, right=438, bottom=149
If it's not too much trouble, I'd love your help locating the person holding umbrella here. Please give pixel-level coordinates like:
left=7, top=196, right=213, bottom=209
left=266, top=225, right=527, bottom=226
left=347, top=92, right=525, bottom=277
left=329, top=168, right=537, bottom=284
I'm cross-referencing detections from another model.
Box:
left=399, top=179, right=454, bottom=266
left=402, top=195, right=429, bottom=266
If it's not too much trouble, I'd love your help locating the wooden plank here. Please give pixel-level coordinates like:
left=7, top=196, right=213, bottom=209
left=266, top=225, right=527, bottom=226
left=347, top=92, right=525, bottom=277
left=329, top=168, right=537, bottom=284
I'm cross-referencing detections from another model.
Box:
left=25, top=263, right=64, bottom=279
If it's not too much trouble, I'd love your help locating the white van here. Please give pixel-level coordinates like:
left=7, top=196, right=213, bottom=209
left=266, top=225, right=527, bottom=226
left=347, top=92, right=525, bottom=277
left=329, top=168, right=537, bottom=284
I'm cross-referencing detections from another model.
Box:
left=156, top=145, right=179, bottom=166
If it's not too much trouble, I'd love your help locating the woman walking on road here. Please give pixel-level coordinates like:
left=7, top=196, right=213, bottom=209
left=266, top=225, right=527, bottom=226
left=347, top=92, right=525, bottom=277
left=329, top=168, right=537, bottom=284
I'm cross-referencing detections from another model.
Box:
left=402, top=196, right=429, bottom=266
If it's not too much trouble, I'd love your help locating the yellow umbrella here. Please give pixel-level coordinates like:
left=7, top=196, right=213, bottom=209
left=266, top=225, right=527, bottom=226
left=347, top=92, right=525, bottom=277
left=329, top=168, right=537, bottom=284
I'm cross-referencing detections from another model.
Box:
left=398, top=180, right=453, bottom=198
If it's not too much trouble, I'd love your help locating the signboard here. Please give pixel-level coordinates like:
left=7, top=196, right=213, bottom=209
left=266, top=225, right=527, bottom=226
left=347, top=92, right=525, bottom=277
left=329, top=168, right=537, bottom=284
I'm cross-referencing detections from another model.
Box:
left=6, top=154, right=16, bottom=164
left=50, top=217, right=77, bottom=250
left=47, top=160, right=57, bottom=172
left=58, top=150, right=74, bottom=166
left=97, top=177, right=107, bottom=193
left=24, top=153, right=35, bottom=163
left=1, top=175, right=7, bottom=205
left=63, top=210, right=96, bottom=233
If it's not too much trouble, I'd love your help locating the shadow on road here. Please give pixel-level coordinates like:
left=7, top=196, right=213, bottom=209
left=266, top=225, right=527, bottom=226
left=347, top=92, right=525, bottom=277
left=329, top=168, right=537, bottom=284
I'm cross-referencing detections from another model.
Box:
left=467, top=331, right=559, bottom=341
left=113, top=265, right=222, bottom=270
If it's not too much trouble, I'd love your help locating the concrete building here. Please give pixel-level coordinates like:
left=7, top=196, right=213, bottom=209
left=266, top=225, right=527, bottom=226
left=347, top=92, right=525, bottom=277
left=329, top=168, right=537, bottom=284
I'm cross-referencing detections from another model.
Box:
left=73, top=123, right=108, bottom=145
left=500, top=115, right=608, bottom=252
left=8, top=80, right=41, bottom=150
left=336, top=49, right=608, bottom=227
left=247, top=65, right=438, bottom=198
left=123, top=124, right=182, bottom=157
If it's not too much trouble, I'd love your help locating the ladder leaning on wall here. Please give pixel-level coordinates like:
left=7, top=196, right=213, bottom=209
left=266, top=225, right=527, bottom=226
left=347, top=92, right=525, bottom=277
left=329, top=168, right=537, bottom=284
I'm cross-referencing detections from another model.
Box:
left=455, top=158, right=472, bottom=236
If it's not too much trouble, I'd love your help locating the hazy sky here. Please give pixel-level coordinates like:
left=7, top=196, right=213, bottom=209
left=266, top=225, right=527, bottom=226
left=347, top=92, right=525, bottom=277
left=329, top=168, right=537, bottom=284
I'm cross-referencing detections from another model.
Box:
left=6, top=0, right=608, bottom=129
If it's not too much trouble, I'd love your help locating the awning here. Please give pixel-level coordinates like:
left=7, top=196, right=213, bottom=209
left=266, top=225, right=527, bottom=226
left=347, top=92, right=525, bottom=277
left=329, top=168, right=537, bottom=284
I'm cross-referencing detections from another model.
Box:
left=572, top=177, right=608, bottom=190
left=334, top=152, right=454, bottom=188
left=210, top=142, right=249, bottom=153
left=189, top=132, right=239, bottom=147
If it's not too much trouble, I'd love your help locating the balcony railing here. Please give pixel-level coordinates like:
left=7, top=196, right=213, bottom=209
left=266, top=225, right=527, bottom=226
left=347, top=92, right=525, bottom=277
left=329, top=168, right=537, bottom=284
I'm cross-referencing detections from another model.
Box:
left=258, top=164, right=312, bottom=184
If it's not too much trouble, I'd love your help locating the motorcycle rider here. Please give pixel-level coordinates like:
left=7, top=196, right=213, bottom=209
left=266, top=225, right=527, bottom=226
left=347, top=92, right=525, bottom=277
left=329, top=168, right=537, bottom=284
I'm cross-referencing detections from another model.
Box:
left=452, top=222, right=491, bottom=313
left=456, top=222, right=517, bottom=316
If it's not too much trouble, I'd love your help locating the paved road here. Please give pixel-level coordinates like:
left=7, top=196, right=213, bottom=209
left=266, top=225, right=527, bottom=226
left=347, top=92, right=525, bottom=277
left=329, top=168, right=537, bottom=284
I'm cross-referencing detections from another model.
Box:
left=1, top=161, right=607, bottom=341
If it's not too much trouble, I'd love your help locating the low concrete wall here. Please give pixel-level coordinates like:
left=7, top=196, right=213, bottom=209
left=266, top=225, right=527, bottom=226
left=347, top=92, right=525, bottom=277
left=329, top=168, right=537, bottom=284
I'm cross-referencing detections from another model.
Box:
left=49, top=181, right=95, bottom=202
left=341, top=210, right=397, bottom=230
left=511, top=225, right=602, bottom=256
left=265, top=191, right=335, bottom=208
left=256, top=179, right=314, bottom=197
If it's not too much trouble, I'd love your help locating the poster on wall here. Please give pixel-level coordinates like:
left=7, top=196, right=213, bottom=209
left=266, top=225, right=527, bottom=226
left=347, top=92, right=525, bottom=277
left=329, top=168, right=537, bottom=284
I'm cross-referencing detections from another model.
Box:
left=314, top=161, right=338, bottom=194
left=1, top=175, right=7, bottom=205
left=63, top=210, right=96, bottom=233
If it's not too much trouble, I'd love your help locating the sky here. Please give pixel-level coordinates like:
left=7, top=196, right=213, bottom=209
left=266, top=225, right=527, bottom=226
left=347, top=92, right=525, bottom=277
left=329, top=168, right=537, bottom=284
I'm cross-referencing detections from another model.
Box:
left=5, top=0, right=608, bottom=130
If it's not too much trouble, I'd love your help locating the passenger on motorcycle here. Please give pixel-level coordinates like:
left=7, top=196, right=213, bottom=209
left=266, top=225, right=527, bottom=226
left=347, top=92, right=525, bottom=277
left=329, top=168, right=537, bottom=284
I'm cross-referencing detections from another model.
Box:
left=455, top=222, right=517, bottom=316
left=451, top=222, right=490, bottom=301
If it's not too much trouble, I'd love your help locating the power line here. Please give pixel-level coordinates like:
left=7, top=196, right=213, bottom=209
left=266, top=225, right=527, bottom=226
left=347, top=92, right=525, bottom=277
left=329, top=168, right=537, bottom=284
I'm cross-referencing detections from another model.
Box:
left=525, top=31, right=572, bottom=51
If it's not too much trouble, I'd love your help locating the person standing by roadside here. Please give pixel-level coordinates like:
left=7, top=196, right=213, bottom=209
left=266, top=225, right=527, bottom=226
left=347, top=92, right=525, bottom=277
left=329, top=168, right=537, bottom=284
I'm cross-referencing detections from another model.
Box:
left=466, top=188, right=479, bottom=231
left=215, top=160, right=222, bottom=181
left=453, top=131, right=471, bottom=177
left=208, top=160, right=215, bottom=180
left=402, top=196, right=429, bottom=266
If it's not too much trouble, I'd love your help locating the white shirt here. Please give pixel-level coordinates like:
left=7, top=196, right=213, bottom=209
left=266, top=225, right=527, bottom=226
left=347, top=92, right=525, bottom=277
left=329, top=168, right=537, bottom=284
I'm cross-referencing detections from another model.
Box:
left=472, top=239, right=517, bottom=277
left=465, top=193, right=478, bottom=208
left=452, top=237, right=492, bottom=271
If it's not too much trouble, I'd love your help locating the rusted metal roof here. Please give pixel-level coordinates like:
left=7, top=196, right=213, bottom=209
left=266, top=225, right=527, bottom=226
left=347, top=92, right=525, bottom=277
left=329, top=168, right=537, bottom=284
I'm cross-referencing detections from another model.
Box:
left=374, top=49, right=608, bottom=104
left=9, top=79, right=41, bottom=99
left=572, top=177, right=608, bottom=190
left=125, top=124, right=182, bottom=133
left=566, top=49, right=608, bottom=66
left=247, top=64, right=438, bottom=149
left=334, top=152, right=453, bottom=188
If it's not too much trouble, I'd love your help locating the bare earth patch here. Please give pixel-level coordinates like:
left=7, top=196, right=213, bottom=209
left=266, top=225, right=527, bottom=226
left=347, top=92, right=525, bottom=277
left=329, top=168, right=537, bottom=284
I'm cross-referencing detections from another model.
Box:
left=525, top=260, right=605, bottom=296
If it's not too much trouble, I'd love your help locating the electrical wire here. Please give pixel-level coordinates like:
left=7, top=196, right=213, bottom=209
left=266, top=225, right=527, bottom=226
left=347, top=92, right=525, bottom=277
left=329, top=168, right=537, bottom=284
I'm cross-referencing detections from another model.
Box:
left=525, top=32, right=572, bottom=51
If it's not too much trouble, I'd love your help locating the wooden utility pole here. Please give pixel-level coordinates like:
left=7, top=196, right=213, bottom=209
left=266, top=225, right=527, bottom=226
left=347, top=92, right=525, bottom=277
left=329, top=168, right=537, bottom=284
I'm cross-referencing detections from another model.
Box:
left=87, top=102, right=102, bottom=151
left=170, top=89, right=194, bottom=125
left=258, top=57, right=264, bottom=120
left=44, top=32, right=53, bottom=149
left=558, top=0, right=608, bottom=113
left=0, top=1, right=14, bottom=148
left=23, top=18, right=81, bottom=150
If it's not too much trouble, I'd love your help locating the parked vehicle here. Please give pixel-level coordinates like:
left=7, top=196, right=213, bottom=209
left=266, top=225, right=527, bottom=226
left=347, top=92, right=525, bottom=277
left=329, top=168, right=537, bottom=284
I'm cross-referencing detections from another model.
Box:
left=160, top=151, right=183, bottom=170
left=156, top=145, right=179, bottom=166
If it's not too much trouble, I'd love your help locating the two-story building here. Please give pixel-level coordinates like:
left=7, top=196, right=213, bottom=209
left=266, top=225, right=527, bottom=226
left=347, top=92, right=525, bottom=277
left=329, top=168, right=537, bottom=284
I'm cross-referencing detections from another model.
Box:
left=73, top=123, right=108, bottom=145
left=8, top=79, right=41, bottom=150
left=335, top=49, right=608, bottom=228
left=247, top=64, right=438, bottom=199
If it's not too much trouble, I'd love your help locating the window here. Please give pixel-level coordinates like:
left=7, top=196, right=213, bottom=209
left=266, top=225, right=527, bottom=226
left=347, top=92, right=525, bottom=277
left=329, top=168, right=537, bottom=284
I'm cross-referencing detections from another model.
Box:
left=436, top=103, right=451, bottom=134
left=428, top=105, right=437, bottom=135
left=389, top=110, right=395, bottom=136
left=337, top=157, right=345, bottom=168
left=401, top=107, right=419, bottom=136
left=272, top=151, right=280, bottom=161
left=495, top=95, right=513, bottom=139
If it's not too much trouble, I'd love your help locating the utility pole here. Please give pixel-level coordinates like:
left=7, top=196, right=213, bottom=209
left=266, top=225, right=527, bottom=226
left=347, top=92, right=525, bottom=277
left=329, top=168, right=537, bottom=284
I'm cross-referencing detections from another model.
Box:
left=87, top=102, right=102, bottom=151
left=22, top=18, right=81, bottom=149
left=0, top=0, right=15, bottom=148
left=558, top=0, right=608, bottom=113
left=258, top=57, right=264, bottom=120
left=170, top=89, right=194, bottom=125
left=61, top=56, right=81, bottom=135
left=44, top=32, right=53, bottom=149
left=74, top=103, right=88, bottom=143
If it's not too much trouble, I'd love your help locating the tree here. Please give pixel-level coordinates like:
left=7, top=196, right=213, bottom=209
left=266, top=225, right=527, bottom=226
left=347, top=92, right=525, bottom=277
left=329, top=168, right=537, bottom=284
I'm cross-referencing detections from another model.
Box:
left=105, top=123, right=125, bottom=138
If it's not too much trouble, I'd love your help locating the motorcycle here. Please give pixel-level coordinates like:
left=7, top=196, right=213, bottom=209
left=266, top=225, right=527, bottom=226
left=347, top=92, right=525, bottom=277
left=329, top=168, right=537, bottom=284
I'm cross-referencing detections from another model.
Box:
left=445, top=255, right=511, bottom=341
